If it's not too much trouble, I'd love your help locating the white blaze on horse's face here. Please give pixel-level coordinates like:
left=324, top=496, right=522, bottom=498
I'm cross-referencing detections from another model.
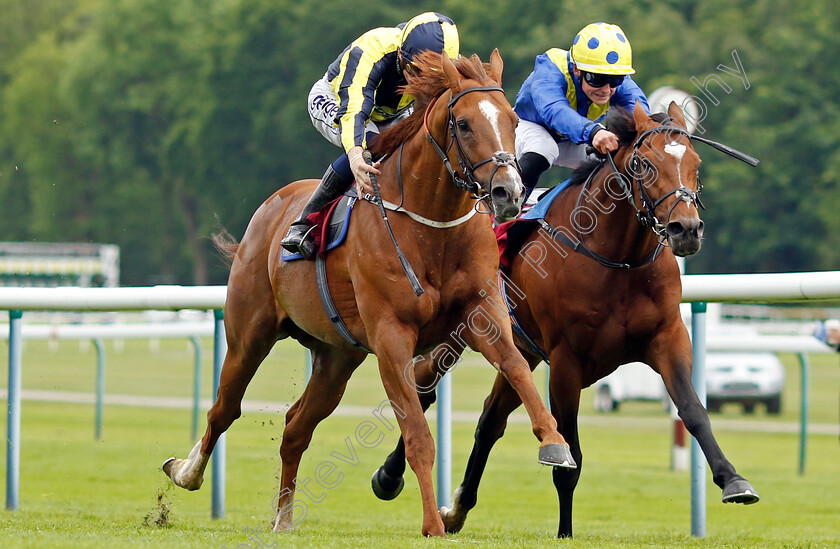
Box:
left=664, top=141, right=687, bottom=186
left=478, top=99, right=502, bottom=143
left=478, top=99, right=523, bottom=194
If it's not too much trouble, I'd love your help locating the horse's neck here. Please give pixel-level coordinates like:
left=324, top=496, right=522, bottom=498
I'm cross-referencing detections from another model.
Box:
left=380, top=134, right=475, bottom=224
left=556, top=167, right=659, bottom=260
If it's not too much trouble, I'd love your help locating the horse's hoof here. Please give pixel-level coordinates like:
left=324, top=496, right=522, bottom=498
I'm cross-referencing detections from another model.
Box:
left=440, top=505, right=467, bottom=534
left=162, top=457, right=176, bottom=476
left=538, top=443, right=577, bottom=469
left=371, top=467, right=404, bottom=500
left=272, top=516, right=295, bottom=532
left=722, top=477, right=760, bottom=504
left=162, top=456, right=204, bottom=490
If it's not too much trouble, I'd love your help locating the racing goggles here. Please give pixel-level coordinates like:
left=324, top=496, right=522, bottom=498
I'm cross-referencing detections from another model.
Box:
left=581, top=71, right=624, bottom=89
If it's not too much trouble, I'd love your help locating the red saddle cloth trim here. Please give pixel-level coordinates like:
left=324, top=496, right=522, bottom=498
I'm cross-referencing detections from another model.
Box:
left=493, top=220, right=516, bottom=271
left=305, top=197, right=343, bottom=259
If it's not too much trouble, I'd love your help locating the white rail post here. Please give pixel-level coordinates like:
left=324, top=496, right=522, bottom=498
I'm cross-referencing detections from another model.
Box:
left=436, top=371, right=452, bottom=509
left=189, top=336, right=202, bottom=441
left=797, top=353, right=810, bottom=475
left=690, top=301, right=707, bottom=537
left=5, top=311, right=22, bottom=511
left=93, top=339, right=105, bottom=440
left=211, top=309, right=226, bottom=519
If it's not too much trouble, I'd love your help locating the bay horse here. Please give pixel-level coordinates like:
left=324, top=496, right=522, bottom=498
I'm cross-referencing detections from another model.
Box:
left=162, top=50, right=575, bottom=538
left=371, top=102, right=760, bottom=537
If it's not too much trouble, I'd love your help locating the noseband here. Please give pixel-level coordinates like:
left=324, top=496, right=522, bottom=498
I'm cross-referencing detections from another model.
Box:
left=424, top=86, right=520, bottom=200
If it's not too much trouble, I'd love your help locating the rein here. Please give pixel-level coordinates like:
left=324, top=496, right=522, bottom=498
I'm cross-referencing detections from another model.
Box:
left=363, top=151, right=425, bottom=296
left=360, top=143, right=480, bottom=228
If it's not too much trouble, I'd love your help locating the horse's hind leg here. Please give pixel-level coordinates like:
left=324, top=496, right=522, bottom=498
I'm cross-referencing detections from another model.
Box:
left=273, top=344, right=365, bottom=531
left=163, top=286, right=280, bottom=490
left=651, top=327, right=760, bottom=504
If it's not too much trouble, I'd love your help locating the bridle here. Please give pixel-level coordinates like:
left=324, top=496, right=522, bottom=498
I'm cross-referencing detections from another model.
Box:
left=604, top=124, right=704, bottom=239
left=551, top=119, right=757, bottom=269
left=549, top=124, right=703, bottom=269
left=423, top=85, right=520, bottom=203
left=601, top=118, right=758, bottom=239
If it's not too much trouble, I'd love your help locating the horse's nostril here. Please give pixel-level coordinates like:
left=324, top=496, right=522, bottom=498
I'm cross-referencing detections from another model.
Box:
left=666, top=221, right=685, bottom=238
left=491, top=186, right=510, bottom=203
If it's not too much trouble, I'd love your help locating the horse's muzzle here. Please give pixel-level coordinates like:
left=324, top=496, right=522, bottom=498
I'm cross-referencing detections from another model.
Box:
left=490, top=184, right=523, bottom=222
left=667, top=217, right=704, bottom=257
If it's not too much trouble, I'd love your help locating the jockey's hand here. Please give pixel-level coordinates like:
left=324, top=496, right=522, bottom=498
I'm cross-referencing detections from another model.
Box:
left=348, top=146, right=381, bottom=195
left=592, top=129, right=619, bottom=155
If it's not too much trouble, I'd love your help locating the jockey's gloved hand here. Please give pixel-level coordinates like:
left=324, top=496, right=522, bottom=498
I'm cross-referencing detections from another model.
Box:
left=348, top=146, right=381, bottom=195
left=590, top=127, right=619, bottom=155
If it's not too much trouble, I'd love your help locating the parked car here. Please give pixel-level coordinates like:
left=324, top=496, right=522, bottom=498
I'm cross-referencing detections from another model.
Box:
left=592, top=362, right=667, bottom=412
left=705, top=352, right=785, bottom=414
left=592, top=352, right=785, bottom=415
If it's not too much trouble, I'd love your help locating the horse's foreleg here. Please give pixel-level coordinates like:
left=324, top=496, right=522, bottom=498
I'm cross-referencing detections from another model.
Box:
left=440, top=368, right=526, bottom=533
left=547, top=360, right=584, bottom=539
left=462, top=314, right=573, bottom=466
left=651, top=328, right=760, bottom=504
left=273, top=345, right=364, bottom=532
left=163, top=338, right=274, bottom=489
left=372, top=324, right=445, bottom=538
left=372, top=356, right=440, bottom=501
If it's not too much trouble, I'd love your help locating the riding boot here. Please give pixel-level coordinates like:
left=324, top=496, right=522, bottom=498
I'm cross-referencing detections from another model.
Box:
left=281, top=165, right=351, bottom=258
left=518, top=152, right=550, bottom=208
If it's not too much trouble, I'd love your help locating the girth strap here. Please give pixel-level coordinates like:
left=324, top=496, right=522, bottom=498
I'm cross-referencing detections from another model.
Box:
left=315, top=254, right=371, bottom=352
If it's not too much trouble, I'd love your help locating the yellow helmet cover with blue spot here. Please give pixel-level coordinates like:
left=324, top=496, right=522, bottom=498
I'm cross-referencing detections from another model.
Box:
left=570, top=22, right=634, bottom=75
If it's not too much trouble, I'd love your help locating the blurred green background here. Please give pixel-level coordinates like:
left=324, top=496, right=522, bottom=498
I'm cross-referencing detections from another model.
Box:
left=1, top=0, right=838, bottom=284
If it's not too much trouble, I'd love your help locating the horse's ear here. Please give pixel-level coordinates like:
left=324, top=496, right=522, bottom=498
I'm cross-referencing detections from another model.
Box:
left=488, top=48, right=503, bottom=85
left=633, top=100, right=650, bottom=129
left=667, top=101, right=688, bottom=130
left=441, top=52, right=462, bottom=94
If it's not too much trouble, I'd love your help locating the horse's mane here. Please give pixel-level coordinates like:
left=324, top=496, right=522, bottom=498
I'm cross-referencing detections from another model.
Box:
left=371, top=51, right=498, bottom=158
left=567, top=109, right=669, bottom=187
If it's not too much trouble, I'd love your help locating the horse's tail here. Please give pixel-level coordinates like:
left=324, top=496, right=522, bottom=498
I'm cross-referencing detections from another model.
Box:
left=212, top=226, right=239, bottom=266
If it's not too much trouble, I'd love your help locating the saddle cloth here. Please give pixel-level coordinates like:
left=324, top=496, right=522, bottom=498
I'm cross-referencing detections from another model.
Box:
left=280, top=192, right=357, bottom=262
left=494, top=178, right=572, bottom=271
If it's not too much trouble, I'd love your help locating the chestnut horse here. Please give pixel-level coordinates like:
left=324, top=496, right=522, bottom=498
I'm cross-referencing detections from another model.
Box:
left=371, top=102, right=760, bottom=537
left=162, top=50, right=575, bottom=537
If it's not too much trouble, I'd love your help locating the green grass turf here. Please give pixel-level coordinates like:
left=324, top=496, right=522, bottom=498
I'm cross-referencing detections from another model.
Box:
left=0, top=400, right=838, bottom=548
left=1, top=338, right=839, bottom=547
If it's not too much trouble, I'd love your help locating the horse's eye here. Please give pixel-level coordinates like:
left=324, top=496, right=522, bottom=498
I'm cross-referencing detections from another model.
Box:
left=456, top=119, right=471, bottom=133
left=632, top=157, right=652, bottom=175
